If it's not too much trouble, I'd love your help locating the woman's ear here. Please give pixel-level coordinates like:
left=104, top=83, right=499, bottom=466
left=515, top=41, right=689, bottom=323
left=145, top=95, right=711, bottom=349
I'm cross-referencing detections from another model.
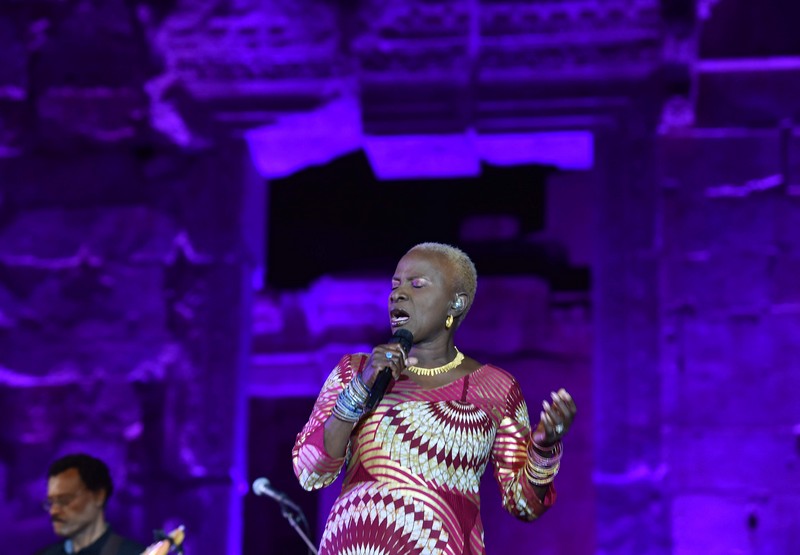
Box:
left=451, top=294, right=468, bottom=315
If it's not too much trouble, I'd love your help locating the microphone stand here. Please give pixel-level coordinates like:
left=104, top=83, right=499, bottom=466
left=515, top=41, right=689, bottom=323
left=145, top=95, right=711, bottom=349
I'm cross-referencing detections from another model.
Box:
left=253, top=478, right=318, bottom=554
left=277, top=501, right=318, bottom=555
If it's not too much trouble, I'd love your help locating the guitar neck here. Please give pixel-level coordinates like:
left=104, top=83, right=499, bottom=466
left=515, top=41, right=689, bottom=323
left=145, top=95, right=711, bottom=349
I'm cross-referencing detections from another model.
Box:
left=140, top=525, right=185, bottom=555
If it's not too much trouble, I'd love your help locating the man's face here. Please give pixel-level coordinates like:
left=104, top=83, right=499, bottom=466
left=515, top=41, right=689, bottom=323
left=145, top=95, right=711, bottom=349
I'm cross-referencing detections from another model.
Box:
left=46, top=468, right=105, bottom=538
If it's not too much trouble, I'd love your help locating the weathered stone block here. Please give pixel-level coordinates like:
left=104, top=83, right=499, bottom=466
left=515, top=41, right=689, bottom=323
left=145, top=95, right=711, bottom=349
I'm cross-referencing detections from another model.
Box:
left=766, top=312, right=800, bottom=370
left=0, top=10, right=26, bottom=87
left=662, top=251, right=771, bottom=314
left=696, top=71, right=800, bottom=128
left=457, top=276, right=550, bottom=355
left=773, top=195, right=800, bottom=253
left=662, top=191, right=776, bottom=255
left=0, top=207, right=180, bottom=262
left=596, top=482, right=670, bottom=555
left=672, top=494, right=755, bottom=555
left=753, top=494, right=800, bottom=554
left=36, top=87, right=145, bottom=145
left=771, top=253, right=800, bottom=305
left=31, top=1, right=153, bottom=89
left=660, top=133, right=781, bottom=194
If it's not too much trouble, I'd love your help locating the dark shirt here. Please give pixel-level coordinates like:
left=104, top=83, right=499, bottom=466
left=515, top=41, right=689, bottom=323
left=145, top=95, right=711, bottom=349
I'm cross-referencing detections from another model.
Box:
left=35, top=528, right=145, bottom=555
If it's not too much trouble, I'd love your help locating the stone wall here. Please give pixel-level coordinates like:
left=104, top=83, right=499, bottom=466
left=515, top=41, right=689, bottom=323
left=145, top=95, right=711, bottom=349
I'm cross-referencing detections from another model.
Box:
left=0, top=142, right=254, bottom=553
left=659, top=130, right=800, bottom=555
left=2, top=0, right=799, bottom=553
left=655, top=1, right=800, bottom=552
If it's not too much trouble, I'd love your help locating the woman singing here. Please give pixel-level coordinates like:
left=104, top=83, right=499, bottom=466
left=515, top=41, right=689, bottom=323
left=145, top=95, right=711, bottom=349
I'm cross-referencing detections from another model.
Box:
left=292, top=242, right=577, bottom=554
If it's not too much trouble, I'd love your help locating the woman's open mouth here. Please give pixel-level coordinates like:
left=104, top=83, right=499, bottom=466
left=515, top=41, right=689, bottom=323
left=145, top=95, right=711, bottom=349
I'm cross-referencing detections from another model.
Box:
left=390, top=308, right=409, bottom=327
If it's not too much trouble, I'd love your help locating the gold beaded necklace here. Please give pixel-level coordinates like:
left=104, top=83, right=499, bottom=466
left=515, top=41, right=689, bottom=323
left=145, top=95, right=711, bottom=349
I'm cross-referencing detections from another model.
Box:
left=406, top=348, right=464, bottom=376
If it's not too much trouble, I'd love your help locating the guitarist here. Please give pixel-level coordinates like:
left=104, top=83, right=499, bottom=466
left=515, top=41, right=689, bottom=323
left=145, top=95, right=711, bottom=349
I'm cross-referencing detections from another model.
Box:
left=35, top=453, right=145, bottom=555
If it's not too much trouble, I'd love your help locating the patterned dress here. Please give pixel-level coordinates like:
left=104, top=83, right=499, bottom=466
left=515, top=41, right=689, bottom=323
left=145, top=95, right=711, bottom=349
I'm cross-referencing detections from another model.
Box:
left=292, top=354, right=556, bottom=555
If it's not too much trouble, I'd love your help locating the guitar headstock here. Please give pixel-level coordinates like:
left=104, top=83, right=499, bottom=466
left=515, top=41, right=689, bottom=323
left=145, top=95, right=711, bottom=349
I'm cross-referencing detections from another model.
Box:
left=141, top=525, right=185, bottom=555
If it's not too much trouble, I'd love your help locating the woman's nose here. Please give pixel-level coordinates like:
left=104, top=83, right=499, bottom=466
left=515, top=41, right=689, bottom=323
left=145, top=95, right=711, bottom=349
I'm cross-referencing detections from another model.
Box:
left=389, top=288, right=407, bottom=303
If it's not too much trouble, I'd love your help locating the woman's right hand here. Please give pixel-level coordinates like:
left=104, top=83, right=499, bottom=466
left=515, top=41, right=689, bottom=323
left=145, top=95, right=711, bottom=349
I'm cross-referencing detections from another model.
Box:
left=361, top=343, right=418, bottom=387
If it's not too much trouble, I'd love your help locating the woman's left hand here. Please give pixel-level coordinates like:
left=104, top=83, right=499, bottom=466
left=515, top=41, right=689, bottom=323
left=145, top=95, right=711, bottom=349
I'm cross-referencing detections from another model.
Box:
left=532, top=388, right=577, bottom=447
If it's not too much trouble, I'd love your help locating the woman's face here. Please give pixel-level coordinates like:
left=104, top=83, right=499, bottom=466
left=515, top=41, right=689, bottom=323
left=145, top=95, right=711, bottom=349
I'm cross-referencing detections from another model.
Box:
left=389, top=249, right=457, bottom=341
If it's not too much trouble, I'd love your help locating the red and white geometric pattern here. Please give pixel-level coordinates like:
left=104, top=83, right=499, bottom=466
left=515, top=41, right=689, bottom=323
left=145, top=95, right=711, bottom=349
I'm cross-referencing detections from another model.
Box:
left=321, top=482, right=461, bottom=555
left=293, top=354, right=556, bottom=555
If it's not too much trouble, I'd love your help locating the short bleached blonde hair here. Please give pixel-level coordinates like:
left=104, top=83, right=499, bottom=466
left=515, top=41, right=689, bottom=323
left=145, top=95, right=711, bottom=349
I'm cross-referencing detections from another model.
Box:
left=407, top=242, right=478, bottom=319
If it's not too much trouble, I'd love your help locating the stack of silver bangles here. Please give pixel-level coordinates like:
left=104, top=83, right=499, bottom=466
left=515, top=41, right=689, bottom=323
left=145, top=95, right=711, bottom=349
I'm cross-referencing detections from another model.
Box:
left=525, top=440, right=563, bottom=486
left=332, top=374, right=370, bottom=423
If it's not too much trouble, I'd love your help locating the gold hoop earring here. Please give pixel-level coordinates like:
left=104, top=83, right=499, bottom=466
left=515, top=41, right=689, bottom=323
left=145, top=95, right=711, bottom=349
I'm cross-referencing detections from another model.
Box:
left=445, top=314, right=454, bottom=329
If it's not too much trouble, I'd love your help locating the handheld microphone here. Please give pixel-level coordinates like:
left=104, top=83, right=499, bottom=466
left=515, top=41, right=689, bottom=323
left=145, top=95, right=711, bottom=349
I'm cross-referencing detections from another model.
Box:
left=252, top=477, right=301, bottom=512
left=364, top=328, right=413, bottom=411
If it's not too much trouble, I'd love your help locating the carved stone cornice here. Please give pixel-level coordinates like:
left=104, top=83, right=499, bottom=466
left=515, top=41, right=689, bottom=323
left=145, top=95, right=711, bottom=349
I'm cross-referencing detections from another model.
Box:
left=0, top=0, right=672, bottom=148
left=355, top=0, right=664, bottom=133
left=153, top=0, right=351, bottom=134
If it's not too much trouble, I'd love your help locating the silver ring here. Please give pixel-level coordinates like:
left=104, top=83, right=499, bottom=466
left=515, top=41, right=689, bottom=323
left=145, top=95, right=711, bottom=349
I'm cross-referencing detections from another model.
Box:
left=554, top=423, right=564, bottom=434
left=385, top=352, right=393, bottom=360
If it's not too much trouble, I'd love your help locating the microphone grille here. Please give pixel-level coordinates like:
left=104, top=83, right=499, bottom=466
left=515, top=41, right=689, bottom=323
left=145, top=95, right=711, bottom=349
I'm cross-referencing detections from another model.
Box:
left=252, top=477, right=271, bottom=495
left=391, top=329, right=414, bottom=352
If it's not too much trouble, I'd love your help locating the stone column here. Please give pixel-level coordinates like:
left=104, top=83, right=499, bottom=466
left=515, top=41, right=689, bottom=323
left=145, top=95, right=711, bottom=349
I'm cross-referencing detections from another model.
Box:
left=593, top=98, right=669, bottom=553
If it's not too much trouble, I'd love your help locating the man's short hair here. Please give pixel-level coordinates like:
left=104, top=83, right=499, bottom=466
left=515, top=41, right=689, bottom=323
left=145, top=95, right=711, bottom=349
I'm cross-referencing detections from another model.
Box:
left=48, top=453, right=114, bottom=505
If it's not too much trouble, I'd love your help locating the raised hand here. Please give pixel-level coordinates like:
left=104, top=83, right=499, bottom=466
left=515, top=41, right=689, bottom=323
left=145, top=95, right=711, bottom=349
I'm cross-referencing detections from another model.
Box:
left=532, top=388, right=577, bottom=448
